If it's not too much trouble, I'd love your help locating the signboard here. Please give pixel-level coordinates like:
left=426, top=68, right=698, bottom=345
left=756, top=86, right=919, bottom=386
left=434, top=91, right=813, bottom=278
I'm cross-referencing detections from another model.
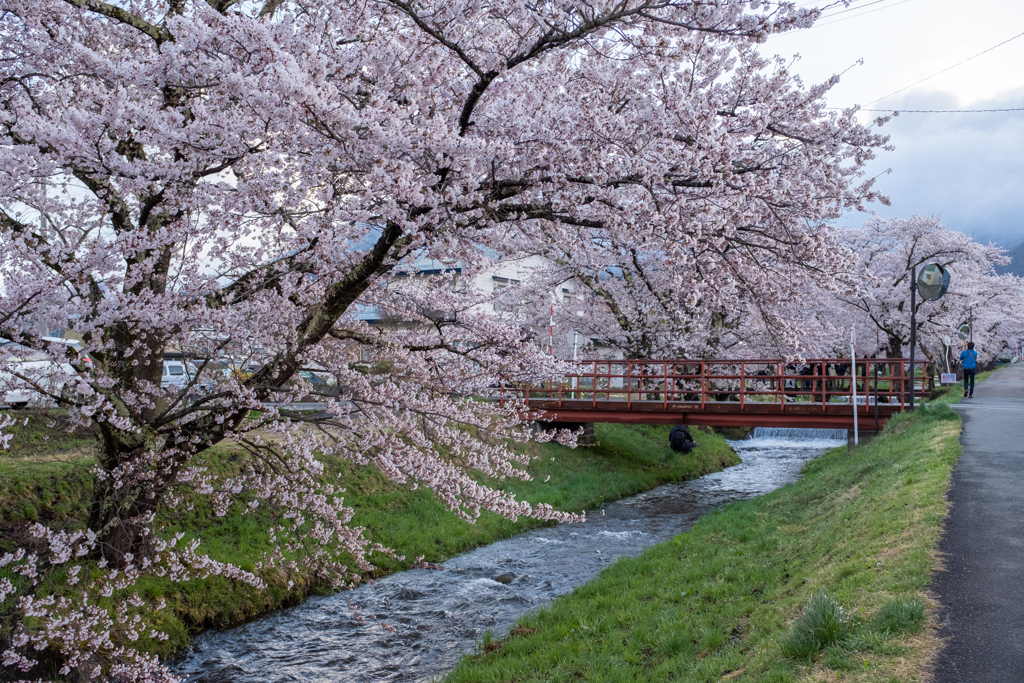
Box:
left=917, top=263, right=950, bottom=301
left=941, top=373, right=958, bottom=385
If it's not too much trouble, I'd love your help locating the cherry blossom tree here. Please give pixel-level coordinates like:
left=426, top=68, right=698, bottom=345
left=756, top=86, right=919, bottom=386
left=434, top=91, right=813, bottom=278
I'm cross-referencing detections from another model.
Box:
left=534, top=229, right=862, bottom=362
left=832, top=216, right=1024, bottom=364
left=0, top=0, right=890, bottom=678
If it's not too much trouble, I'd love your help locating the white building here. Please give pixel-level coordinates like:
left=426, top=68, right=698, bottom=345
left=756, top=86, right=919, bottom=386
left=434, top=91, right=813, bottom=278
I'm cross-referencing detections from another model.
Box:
left=352, top=250, right=614, bottom=359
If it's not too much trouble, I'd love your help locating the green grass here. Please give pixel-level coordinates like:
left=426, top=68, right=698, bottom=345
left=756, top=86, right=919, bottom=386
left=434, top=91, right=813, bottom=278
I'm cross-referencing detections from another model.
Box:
left=0, top=414, right=738, bottom=660
left=870, top=597, right=925, bottom=636
left=445, top=401, right=963, bottom=683
left=0, top=411, right=96, bottom=526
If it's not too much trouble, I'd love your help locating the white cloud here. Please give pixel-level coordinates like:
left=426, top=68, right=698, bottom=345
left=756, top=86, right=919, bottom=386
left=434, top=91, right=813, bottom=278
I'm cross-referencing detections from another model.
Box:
left=855, top=88, right=1024, bottom=241
left=762, top=0, right=1024, bottom=244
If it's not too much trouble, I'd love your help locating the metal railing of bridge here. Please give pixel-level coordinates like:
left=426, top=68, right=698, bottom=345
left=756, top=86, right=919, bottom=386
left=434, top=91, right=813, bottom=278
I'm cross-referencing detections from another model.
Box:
left=501, top=358, right=932, bottom=413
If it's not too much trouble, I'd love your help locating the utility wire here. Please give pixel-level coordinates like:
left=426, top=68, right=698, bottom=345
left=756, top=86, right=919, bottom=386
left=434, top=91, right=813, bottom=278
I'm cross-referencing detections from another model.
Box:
left=783, top=4, right=1024, bottom=114
left=795, top=0, right=865, bottom=10
left=795, top=0, right=885, bottom=13
left=769, top=0, right=913, bottom=38
left=818, top=0, right=892, bottom=19
left=861, top=107, right=1024, bottom=113
left=812, top=0, right=913, bottom=28
left=865, top=29, right=1024, bottom=105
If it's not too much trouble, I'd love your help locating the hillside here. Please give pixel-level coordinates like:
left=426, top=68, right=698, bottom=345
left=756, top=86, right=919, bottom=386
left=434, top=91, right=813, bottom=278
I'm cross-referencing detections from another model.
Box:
left=995, top=240, right=1024, bottom=277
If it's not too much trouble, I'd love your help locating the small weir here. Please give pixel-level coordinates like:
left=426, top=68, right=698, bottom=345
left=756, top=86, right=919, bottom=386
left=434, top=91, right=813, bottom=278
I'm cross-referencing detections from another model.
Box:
left=172, top=428, right=846, bottom=682
left=752, top=427, right=850, bottom=441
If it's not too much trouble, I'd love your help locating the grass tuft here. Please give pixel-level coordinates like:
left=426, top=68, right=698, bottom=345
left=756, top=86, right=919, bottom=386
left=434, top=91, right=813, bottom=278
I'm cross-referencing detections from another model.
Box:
left=476, top=628, right=499, bottom=654
left=871, top=597, right=925, bottom=635
left=781, top=591, right=852, bottom=660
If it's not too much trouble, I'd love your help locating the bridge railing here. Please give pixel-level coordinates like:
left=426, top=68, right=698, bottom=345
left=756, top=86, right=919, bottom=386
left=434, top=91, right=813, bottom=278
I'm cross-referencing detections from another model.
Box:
left=501, top=358, right=933, bottom=412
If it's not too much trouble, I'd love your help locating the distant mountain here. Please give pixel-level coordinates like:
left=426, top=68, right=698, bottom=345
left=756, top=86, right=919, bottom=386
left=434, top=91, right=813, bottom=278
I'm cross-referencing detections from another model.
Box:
left=996, top=241, right=1024, bottom=278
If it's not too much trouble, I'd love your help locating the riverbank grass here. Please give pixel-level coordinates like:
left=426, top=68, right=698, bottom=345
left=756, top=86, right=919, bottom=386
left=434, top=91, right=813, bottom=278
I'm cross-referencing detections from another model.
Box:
left=447, top=402, right=961, bottom=682
left=0, top=415, right=738, bottom=660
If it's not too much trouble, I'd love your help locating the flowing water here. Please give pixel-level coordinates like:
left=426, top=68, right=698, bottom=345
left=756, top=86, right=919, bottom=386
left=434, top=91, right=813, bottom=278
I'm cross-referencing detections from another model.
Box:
left=172, top=428, right=846, bottom=682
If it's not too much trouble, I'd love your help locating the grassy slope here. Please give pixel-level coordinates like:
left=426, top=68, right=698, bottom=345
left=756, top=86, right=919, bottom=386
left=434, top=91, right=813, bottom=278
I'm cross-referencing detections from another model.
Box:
left=0, top=415, right=738, bottom=659
left=446, top=401, right=965, bottom=683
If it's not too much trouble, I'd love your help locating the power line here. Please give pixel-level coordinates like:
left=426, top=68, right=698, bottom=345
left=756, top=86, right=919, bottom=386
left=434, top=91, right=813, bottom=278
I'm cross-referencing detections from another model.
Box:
left=860, top=107, right=1024, bottom=113
left=812, top=0, right=913, bottom=28
left=769, top=0, right=914, bottom=38
left=866, top=30, right=1024, bottom=105
left=795, top=0, right=868, bottom=10
left=782, top=5, right=1024, bottom=114
left=818, top=0, right=892, bottom=19
left=826, top=104, right=1024, bottom=113
left=795, top=0, right=846, bottom=9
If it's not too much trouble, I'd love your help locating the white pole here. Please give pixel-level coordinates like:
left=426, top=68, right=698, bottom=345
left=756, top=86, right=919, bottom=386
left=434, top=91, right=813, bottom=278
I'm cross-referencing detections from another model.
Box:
left=548, top=302, right=554, bottom=356
left=851, top=325, right=859, bottom=445
left=571, top=331, right=579, bottom=398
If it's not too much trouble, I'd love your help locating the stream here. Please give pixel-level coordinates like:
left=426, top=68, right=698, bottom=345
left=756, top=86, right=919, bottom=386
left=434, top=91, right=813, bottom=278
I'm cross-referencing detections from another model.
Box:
left=171, top=427, right=847, bottom=682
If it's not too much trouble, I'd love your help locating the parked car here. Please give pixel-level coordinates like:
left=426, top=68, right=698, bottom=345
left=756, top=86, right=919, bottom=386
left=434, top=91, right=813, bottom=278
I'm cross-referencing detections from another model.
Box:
left=161, top=359, right=205, bottom=392
left=0, top=339, right=78, bottom=408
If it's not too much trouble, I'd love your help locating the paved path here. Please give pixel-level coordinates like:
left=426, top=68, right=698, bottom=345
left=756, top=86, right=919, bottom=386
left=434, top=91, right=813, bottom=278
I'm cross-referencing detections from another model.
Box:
left=932, top=363, right=1024, bottom=682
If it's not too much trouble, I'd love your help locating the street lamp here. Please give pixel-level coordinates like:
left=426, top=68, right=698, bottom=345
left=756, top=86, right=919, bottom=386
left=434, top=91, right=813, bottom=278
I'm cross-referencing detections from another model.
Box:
left=908, top=263, right=951, bottom=410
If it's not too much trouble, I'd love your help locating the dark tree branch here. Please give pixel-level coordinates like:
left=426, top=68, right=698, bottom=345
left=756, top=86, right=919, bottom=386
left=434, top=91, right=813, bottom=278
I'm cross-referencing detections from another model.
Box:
left=60, top=0, right=174, bottom=44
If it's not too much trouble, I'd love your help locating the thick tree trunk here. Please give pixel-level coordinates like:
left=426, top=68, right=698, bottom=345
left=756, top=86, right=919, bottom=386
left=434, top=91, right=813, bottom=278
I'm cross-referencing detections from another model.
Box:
left=88, top=475, right=161, bottom=568
left=88, top=425, right=166, bottom=568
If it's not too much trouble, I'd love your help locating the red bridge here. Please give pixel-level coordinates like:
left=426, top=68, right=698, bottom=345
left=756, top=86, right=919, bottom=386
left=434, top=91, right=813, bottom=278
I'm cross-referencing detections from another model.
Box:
left=503, top=358, right=931, bottom=431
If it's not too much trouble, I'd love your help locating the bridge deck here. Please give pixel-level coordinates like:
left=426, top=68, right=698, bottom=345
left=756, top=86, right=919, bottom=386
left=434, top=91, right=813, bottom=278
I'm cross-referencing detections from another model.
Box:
left=504, top=357, right=930, bottom=430
left=528, top=399, right=906, bottom=430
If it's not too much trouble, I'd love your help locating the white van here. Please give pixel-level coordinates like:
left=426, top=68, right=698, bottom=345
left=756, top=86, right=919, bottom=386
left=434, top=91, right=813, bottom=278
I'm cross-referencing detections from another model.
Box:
left=0, top=340, right=78, bottom=408
left=161, top=359, right=203, bottom=391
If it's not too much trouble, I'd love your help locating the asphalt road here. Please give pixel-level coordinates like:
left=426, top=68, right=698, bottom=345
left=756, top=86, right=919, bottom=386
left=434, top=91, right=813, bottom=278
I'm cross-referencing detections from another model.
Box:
left=932, top=362, right=1024, bottom=682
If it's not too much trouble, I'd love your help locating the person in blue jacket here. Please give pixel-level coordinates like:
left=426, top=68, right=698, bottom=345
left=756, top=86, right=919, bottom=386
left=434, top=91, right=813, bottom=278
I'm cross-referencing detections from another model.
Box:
left=959, top=342, right=978, bottom=398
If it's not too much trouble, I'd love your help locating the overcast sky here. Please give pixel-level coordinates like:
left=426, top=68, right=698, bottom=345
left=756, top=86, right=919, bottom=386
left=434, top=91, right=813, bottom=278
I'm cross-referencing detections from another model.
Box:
left=762, top=0, right=1024, bottom=247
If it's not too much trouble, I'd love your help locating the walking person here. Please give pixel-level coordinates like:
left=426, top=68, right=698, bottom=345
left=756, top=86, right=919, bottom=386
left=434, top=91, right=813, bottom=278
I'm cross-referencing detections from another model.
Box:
left=960, top=342, right=979, bottom=398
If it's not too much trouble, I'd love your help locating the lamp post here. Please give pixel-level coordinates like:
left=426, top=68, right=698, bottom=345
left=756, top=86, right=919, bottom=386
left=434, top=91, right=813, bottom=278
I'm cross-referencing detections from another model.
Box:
left=909, top=263, right=951, bottom=410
